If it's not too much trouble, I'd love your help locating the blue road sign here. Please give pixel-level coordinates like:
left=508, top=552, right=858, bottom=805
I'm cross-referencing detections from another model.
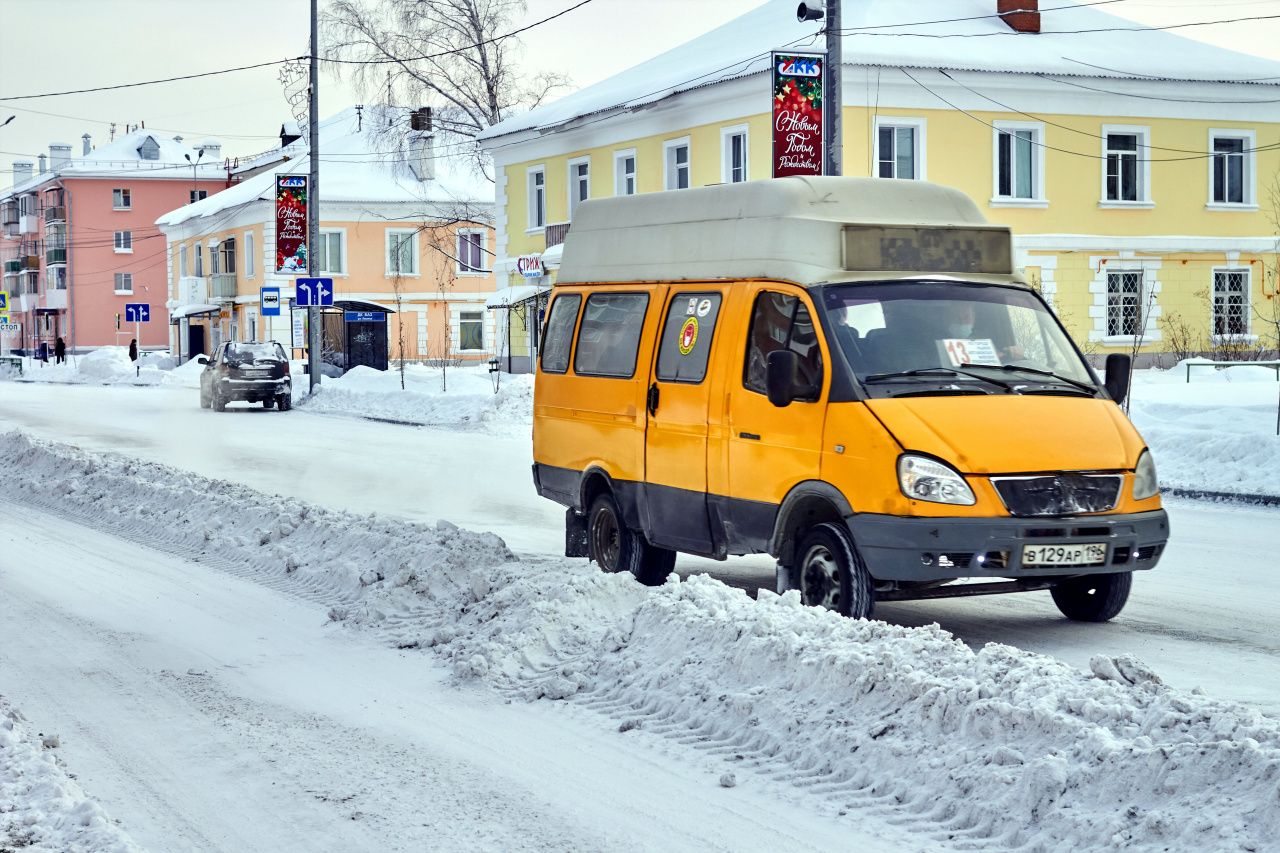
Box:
left=0, top=292, right=7, bottom=312
left=124, top=303, right=151, bottom=323
left=344, top=311, right=385, bottom=323
left=295, top=277, right=334, bottom=307
left=261, top=287, right=282, bottom=317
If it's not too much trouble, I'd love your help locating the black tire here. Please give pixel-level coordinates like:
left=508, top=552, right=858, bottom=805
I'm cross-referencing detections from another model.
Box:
left=797, top=522, right=874, bottom=619
left=1050, top=572, right=1132, bottom=622
left=212, top=389, right=227, bottom=412
left=587, top=493, right=676, bottom=587
left=277, top=392, right=292, bottom=411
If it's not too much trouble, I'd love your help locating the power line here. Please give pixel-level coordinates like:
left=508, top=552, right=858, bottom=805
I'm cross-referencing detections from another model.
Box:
left=835, top=11, right=1280, bottom=38
left=0, top=58, right=304, bottom=102
left=1037, top=73, right=1280, bottom=104
left=830, top=0, right=1134, bottom=33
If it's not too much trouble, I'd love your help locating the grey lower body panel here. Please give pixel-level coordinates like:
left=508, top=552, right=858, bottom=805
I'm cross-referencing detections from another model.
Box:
left=847, top=509, right=1170, bottom=582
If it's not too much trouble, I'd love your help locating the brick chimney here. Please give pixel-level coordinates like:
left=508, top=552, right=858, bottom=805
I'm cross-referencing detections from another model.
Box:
left=998, top=0, right=1040, bottom=33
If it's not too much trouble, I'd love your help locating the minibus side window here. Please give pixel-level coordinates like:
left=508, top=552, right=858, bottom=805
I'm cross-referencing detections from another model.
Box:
left=656, top=292, right=722, bottom=384
left=574, top=292, right=650, bottom=378
left=743, top=291, right=823, bottom=401
left=540, top=294, right=582, bottom=374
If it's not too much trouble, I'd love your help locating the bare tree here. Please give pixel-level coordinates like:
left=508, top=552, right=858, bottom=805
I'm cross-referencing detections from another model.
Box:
left=390, top=270, right=409, bottom=389
left=323, top=0, right=569, bottom=174
left=1158, top=310, right=1203, bottom=365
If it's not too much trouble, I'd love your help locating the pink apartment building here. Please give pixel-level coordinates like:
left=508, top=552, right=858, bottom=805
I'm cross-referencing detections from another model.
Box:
left=1, top=130, right=226, bottom=355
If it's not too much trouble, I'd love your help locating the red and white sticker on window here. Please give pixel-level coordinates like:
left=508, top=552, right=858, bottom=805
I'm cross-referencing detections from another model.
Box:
left=940, top=338, right=1001, bottom=367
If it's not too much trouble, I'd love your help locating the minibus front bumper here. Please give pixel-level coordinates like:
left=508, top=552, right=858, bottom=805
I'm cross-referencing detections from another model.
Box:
left=846, top=509, right=1170, bottom=581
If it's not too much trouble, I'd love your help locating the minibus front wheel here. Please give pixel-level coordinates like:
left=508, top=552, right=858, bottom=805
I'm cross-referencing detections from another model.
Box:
left=797, top=523, right=874, bottom=620
left=587, top=493, right=676, bottom=587
left=1050, top=572, right=1132, bottom=622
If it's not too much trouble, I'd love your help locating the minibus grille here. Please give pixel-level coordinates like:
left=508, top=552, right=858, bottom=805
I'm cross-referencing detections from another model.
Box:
left=991, top=474, right=1122, bottom=517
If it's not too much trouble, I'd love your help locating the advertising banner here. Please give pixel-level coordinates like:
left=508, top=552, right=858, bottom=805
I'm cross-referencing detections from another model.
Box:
left=275, top=175, right=308, bottom=274
left=771, top=52, right=824, bottom=178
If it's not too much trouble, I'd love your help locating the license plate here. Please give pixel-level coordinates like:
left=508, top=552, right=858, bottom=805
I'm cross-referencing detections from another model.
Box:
left=1022, top=543, right=1107, bottom=567
left=241, top=369, right=270, bottom=378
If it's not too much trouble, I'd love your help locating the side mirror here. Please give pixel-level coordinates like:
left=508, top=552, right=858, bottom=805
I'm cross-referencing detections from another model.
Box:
left=1104, top=353, right=1131, bottom=405
left=766, top=350, right=799, bottom=408
left=197, top=357, right=209, bottom=365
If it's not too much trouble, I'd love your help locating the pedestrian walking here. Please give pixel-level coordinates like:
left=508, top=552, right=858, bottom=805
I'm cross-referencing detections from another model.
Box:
left=128, top=339, right=138, bottom=362
left=54, top=336, right=65, bottom=364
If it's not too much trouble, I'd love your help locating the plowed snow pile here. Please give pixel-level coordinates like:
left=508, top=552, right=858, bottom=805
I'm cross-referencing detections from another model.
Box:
left=1, top=696, right=141, bottom=852
left=3, top=431, right=1278, bottom=852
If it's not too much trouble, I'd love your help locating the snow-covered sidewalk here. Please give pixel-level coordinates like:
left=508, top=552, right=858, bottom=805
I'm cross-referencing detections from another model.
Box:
left=1, top=695, right=140, bottom=852
left=3, top=431, right=1279, bottom=852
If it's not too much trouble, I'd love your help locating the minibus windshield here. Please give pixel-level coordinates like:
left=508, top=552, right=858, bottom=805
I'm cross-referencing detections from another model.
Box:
left=820, top=281, right=1097, bottom=396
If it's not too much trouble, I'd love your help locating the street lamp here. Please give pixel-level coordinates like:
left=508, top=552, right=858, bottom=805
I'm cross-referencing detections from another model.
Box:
left=183, top=150, right=204, bottom=203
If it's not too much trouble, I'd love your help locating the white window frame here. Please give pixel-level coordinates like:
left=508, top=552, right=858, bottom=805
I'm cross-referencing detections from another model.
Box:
left=456, top=228, right=488, bottom=276
left=1100, top=125, right=1153, bottom=207
left=873, top=117, right=927, bottom=181
left=190, top=189, right=208, bottom=205
left=455, top=307, right=487, bottom=353
left=385, top=228, right=420, bottom=277
left=614, top=148, right=637, bottom=196
left=114, top=230, right=133, bottom=253
left=527, top=165, right=546, bottom=233
left=246, top=307, right=259, bottom=342
left=194, top=244, right=204, bottom=278
left=1207, top=129, right=1257, bottom=210
left=567, top=156, right=591, bottom=220
left=1210, top=266, right=1256, bottom=344
left=112, top=188, right=131, bottom=210
left=417, top=313, right=429, bottom=354
left=244, top=231, right=255, bottom=278
left=179, top=244, right=188, bottom=278
left=990, top=121, right=1046, bottom=207
left=663, top=137, right=691, bottom=190
left=315, top=228, right=347, bottom=276
left=720, top=125, right=749, bottom=184
left=114, top=272, right=133, bottom=295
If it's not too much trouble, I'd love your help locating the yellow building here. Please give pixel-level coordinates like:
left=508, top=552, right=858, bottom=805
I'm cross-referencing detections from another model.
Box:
left=478, top=0, right=1280, bottom=368
left=158, top=107, right=497, bottom=368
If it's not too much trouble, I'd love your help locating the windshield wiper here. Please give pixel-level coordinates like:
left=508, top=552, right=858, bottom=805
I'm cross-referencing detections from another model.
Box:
left=958, top=363, right=1097, bottom=394
left=863, top=366, right=1014, bottom=390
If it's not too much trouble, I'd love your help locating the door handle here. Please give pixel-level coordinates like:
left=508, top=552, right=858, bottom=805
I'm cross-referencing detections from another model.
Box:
left=647, top=382, right=660, bottom=415
left=738, top=431, right=761, bottom=441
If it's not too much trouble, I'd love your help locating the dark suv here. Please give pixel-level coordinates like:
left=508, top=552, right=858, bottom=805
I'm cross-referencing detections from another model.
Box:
left=199, top=341, right=292, bottom=411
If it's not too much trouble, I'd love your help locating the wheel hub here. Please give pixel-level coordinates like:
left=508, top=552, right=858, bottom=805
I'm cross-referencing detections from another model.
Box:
left=801, top=545, right=841, bottom=611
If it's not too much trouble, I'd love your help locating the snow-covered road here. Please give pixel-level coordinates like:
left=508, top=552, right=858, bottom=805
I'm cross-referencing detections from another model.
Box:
left=3, top=382, right=1277, bottom=713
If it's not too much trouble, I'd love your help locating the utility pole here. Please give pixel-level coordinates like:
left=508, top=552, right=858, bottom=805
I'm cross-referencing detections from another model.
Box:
left=825, top=0, right=842, bottom=176
left=307, top=0, right=322, bottom=393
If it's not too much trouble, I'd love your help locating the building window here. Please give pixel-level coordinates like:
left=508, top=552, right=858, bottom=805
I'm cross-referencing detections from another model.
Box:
left=245, top=232, right=255, bottom=278
left=876, top=124, right=920, bottom=180
left=315, top=231, right=345, bottom=274
left=137, top=137, right=160, bottom=161
left=47, top=266, right=67, bottom=290
left=459, top=310, right=485, bottom=351
left=1211, top=133, right=1253, bottom=206
left=1106, top=271, right=1145, bottom=337
left=664, top=139, right=690, bottom=190
left=1103, top=127, right=1150, bottom=203
left=247, top=308, right=259, bottom=342
left=614, top=150, right=636, bottom=196
left=114, top=272, right=133, bottom=294
left=568, top=158, right=590, bottom=219
left=194, top=244, right=203, bottom=277
left=114, top=230, right=132, bottom=252
left=190, top=189, right=208, bottom=204
left=112, top=188, right=131, bottom=210
left=528, top=166, right=546, bottom=230
left=1212, top=269, right=1249, bottom=337
left=219, top=238, right=236, bottom=275
left=993, top=123, right=1043, bottom=202
left=180, top=244, right=188, bottom=277
left=457, top=230, right=486, bottom=274
left=722, top=127, right=748, bottom=184
left=387, top=229, right=418, bottom=276
left=210, top=243, right=220, bottom=276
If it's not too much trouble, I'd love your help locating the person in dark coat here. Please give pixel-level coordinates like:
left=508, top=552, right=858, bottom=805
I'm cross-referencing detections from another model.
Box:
left=128, top=339, right=138, bottom=361
left=54, top=337, right=65, bottom=364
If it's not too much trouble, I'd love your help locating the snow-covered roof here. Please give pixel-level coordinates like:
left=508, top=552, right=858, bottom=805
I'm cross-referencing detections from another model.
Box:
left=158, top=106, right=493, bottom=228
left=486, top=284, right=550, bottom=308
left=479, top=0, right=1280, bottom=141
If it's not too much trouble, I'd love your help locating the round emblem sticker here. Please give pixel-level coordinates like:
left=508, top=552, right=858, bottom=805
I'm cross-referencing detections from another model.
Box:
left=678, top=317, right=699, bottom=355
left=696, top=298, right=713, bottom=318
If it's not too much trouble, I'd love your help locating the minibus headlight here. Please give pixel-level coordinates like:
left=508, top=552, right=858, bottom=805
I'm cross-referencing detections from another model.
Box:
left=897, top=455, right=976, bottom=506
left=1133, top=450, right=1159, bottom=500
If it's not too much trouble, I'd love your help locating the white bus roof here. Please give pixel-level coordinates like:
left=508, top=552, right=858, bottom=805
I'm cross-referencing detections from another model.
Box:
left=556, top=176, right=1024, bottom=289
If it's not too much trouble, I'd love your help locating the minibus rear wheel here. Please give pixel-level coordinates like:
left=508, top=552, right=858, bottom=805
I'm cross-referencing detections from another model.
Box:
left=1050, top=572, right=1132, bottom=622
left=588, top=493, right=676, bottom=587
left=797, top=523, right=874, bottom=619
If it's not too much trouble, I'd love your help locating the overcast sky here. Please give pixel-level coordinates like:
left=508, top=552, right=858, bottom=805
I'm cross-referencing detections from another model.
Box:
left=1, top=0, right=1279, bottom=190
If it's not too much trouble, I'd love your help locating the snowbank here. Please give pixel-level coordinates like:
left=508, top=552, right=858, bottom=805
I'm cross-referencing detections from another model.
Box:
left=3, top=431, right=1280, bottom=852
left=0, top=695, right=141, bottom=852
left=9, top=348, right=167, bottom=387
left=1128, top=363, right=1280, bottom=497
left=299, top=364, right=533, bottom=432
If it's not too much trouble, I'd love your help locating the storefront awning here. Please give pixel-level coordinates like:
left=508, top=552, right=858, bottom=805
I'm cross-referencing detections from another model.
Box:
left=331, top=299, right=395, bottom=314
left=486, top=284, right=550, bottom=309
left=169, top=303, right=220, bottom=321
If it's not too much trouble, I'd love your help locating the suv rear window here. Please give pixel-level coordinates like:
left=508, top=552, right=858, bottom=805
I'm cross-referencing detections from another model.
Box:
left=226, top=342, right=285, bottom=365
left=574, top=292, right=649, bottom=378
